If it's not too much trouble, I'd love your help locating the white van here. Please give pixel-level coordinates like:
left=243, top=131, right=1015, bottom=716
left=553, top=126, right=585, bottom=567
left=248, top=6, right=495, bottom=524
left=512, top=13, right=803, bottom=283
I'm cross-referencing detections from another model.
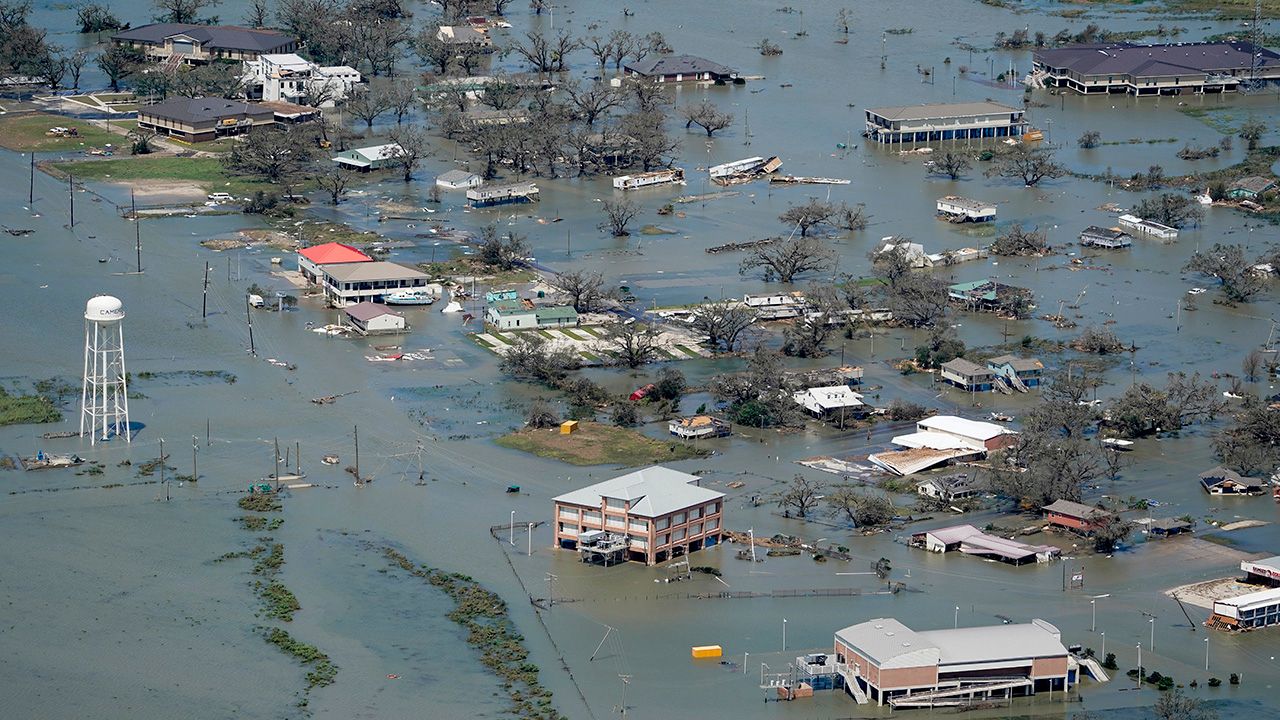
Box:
left=207, top=192, right=235, bottom=203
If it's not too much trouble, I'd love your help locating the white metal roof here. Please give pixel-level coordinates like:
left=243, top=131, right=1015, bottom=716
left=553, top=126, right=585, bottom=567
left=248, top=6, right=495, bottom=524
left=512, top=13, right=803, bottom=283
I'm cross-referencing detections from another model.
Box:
left=893, top=431, right=975, bottom=451
left=917, top=416, right=1012, bottom=442
left=1214, top=585, right=1280, bottom=613
left=1242, top=555, right=1280, bottom=578
left=794, top=385, right=864, bottom=410
left=835, top=619, right=941, bottom=669
left=918, top=619, right=1066, bottom=666
left=867, top=101, right=1020, bottom=122
left=552, top=466, right=724, bottom=518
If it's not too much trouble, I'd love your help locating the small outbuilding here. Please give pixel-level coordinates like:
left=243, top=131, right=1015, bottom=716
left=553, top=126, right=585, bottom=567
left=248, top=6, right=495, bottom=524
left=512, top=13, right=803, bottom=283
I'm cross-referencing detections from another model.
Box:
left=344, top=302, right=407, bottom=335
left=1147, top=517, right=1194, bottom=538
left=436, top=169, right=482, bottom=189
left=915, top=474, right=981, bottom=502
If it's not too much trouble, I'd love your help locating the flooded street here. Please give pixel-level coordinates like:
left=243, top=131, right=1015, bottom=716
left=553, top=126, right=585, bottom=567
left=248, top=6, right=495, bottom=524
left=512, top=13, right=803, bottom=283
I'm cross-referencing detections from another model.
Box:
left=4, top=0, right=1280, bottom=718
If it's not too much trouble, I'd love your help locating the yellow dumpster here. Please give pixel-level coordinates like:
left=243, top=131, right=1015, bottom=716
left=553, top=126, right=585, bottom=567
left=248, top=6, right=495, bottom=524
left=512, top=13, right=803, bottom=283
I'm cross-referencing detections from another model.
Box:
left=560, top=420, right=579, bottom=435
left=691, top=645, right=722, bottom=659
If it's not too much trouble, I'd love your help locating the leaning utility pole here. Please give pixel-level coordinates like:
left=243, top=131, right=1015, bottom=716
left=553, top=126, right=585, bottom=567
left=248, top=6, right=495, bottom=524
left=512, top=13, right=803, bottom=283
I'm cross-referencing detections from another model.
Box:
left=201, top=261, right=210, bottom=318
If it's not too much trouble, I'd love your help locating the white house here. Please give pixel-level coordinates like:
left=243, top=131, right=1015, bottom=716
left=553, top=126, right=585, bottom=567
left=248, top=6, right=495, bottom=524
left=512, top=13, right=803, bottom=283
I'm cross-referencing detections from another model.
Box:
left=876, top=238, right=931, bottom=268
left=436, top=169, right=482, bottom=189
left=793, top=385, right=865, bottom=418
left=344, top=302, right=407, bottom=334
left=243, top=53, right=360, bottom=107
left=333, top=143, right=402, bottom=172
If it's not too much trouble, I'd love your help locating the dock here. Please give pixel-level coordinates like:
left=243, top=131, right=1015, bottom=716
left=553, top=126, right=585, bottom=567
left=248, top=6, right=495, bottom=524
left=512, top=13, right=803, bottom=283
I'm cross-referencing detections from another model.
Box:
left=467, top=182, right=540, bottom=208
left=769, top=175, right=850, bottom=185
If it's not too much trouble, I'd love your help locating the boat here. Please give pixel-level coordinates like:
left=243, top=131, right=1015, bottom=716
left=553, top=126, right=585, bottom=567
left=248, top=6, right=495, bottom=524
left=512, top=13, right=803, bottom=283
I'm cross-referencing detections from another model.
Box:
left=1101, top=438, right=1135, bottom=451
left=40, top=431, right=80, bottom=439
left=366, top=354, right=403, bottom=362
left=21, top=452, right=84, bottom=470
left=1022, top=129, right=1044, bottom=142
left=987, top=412, right=1014, bottom=423
left=385, top=290, right=435, bottom=306
left=321, top=454, right=340, bottom=465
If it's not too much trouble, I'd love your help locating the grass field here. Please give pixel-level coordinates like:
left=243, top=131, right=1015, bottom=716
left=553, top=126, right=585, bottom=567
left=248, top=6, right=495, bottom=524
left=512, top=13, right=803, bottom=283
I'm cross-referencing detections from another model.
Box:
left=495, top=421, right=708, bottom=466
left=0, top=113, right=121, bottom=152
left=0, top=387, right=62, bottom=426
left=50, top=156, right=264, bottom=196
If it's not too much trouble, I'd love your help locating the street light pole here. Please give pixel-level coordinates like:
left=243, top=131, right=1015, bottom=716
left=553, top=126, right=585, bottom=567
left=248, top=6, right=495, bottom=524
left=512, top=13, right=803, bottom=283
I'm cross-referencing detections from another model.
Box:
left=1091, top=599, right=1096, bottom=632
left=527, top=522, right=533, bottom=556
left=782, top=618, right=787, bottom=651
left=1101, top=632, right=1105, bottom=659
left=510, top=510, right=516, bottom=546
left=954, top=606, right=959, bottom=628
left=1204, top=637, right=1209, bottom=671
left=1149, top=617, right=1155, bottom=652
left=1136, top=645, right=1142, bottom=689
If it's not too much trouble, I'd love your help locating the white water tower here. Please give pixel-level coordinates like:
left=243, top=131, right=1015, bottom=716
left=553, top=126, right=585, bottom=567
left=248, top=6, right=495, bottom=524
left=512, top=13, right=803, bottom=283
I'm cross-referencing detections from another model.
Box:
left=80, top=295, right=130, bottom=445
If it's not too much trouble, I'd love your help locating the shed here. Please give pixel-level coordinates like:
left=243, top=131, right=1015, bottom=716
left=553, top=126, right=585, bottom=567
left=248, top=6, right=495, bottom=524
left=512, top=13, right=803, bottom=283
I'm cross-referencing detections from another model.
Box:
left=1079, top=226, right=1132, bottom=249
left=560, top=420, right=578, bottom=435
left=344, top=302, right=406, bottom=334
left=436, top=169, right=483, bottom=189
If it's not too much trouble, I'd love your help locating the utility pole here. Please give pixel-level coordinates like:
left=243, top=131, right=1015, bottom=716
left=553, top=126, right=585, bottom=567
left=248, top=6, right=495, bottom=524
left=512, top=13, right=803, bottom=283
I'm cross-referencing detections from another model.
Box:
left=201, top=262, right=210, bottom=318
left=68, top=174, right=75, bottom=227
left=527, top=522, right=533, bottom=556
left=353, top=425, right=360, bottom=483
left=191, top=435, right=198, bottom=481
left=29, top=152, right=34, bottom=205
left=274, top=436, right=281, bottom=492
left=546, top=572, right=556, bottom=607
left=135, top=221, right=142, bottom=273
left=206, top=417, right=210, bottom=446
left=246, top=296, right=256, bottom=356
left=160, top=437, right=167, bottom=500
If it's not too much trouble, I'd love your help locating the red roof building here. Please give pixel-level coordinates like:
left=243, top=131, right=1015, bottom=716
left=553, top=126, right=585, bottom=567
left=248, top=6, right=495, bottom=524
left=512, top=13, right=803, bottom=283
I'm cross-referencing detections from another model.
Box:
left=298, top=242, right=371, bottom=283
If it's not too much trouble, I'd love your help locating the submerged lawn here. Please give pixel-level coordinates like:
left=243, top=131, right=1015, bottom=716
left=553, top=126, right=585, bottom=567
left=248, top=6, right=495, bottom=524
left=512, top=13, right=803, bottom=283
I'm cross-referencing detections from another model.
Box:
left=50, top=156, right=267, bottom=196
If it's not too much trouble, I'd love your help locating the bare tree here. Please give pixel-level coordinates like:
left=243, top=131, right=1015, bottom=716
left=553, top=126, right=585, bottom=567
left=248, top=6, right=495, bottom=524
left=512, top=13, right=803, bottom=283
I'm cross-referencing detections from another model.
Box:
left=387, top=124, right=431, bottom=182
left=386, top=80, right=418, bottom=124
left=827, top=486, right=895, bottom=527
left=623, top=76, right=669, bottom=113
left=990, top=223, right=1050, bottom=256
left=782, top=286, right=841, bottom=358
left=779, top=198, right=837, bottom=237
left=835, top=202, right=869, bottom=231
left=583, top=35, right=614, bottom=68
left=985, top=144, right=1065, bottom=187
left=777, top=474, right=824, bottom=518
left=1243, top=349, right=1264, bottom=382
left=513, top=30, right=579, bottom=73
left=223, top=128, right=317, bottom=187
left=414, top=24, right=453, bottom=74
left=740, top=236, right=835, bottom=283
left=607, top=29, right=635, bottom=70
left=1154, top=688, right=1218, bottom=720
left=835, top=8, right=852, bottom=34
left=66, top=49, right=88, bottom=89
left=882, top=272, right=949, bottom=327
left=566, top=80, right=623, bottom=125
left=244, top=0, right=270, bottom=27
left=153, top=0, right=220, bottom=24
left=344, top=84, right=393, bottom=128
left=600, top=198, right=640, bottom=236
left=679, top=99, right=733, bottom=137
left=1184, top=243, right=1266, bottom=303
left=551, top=269, right=609, bottom=312
left=930, top=151, right=971, bottom=180
left=690, top=299, right=755, bottom=352
left=530, top=0, right=546, bottom=15
left=601, top=322, right=661, bottom=368
left=1078, top=130, right=1101, bottom=149
left=315, top=163, right=354, bottom=204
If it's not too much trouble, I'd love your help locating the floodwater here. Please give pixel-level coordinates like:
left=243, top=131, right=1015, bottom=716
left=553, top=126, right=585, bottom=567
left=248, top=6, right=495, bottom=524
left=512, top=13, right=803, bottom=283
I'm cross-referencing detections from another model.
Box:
left=4, top=1, right=1280, bottom=719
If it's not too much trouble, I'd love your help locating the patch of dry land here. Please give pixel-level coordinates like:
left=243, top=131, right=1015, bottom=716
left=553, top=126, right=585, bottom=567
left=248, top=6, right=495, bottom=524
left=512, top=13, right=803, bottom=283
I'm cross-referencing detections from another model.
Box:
left=496, top=421, right=708, bottom=466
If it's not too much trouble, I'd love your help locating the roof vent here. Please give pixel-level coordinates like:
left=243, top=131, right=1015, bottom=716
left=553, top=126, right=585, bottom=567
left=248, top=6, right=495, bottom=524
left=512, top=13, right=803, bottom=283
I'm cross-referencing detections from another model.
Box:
left=885, top=631, right=895, bottom=637
left=903, top=641, right=912, bottom=647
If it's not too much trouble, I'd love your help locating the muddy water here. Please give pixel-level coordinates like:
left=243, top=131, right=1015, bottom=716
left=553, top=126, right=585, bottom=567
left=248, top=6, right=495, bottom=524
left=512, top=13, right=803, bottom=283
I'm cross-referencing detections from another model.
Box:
left=4, top=0, right=1280, bottom=718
